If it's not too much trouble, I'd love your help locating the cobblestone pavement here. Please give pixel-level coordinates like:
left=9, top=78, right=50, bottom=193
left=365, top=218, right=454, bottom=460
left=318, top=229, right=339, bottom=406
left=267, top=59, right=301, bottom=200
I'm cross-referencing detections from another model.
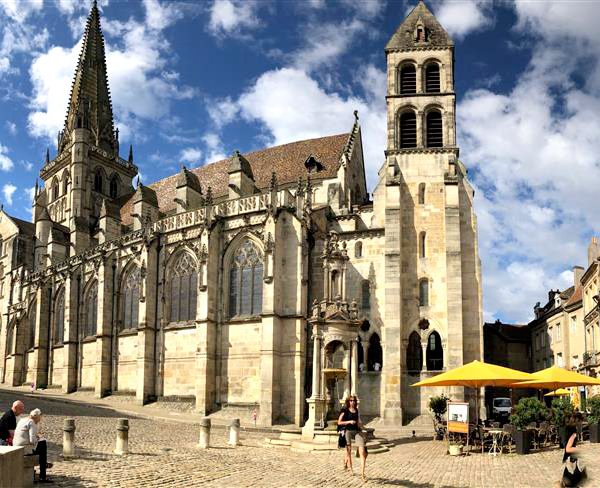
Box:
left=1, top=390, right=598, bottom=487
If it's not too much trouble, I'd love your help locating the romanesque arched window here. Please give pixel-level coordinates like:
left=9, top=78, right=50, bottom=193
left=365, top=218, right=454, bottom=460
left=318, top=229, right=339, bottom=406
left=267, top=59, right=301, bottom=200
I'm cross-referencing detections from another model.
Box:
left=419, top=278, right=429, bottom=307
left=94, top=169, right=103, bottom=193
left=425, top=63, right=441, bottom=93
left=399, top=111, right=417, bottom=148
left=109, top=175, right=119, bottom=199
left=399, top=64, right=416, bottom=94
left=419, top=232, right=426, bottom=258
left=426, top=110, right=443, bottom=148
left=427, top=331, right=443, bottom=370
left=367, top=333, right=382, bottom=371
left=228, top=239, right=263, bottom=318
left=84, top=281, right=98, bottom=338
left=407, top=331, right=422, bottom=373
left=355, top=241, right=362, bottom=258
left=27, top=301, right=37, bottom=350
left=122, top=267, right=140, bottom=330
left=418, top=183, right=426, bottom=205
left=169, top=253, right=198, bottom=323
left=54, top=289, right=65, bottom=344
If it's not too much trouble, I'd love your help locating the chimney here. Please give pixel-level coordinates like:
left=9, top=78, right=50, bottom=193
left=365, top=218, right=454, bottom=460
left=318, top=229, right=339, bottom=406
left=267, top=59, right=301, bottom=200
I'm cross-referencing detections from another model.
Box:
left=589, top=236, right=600, bottom=266
left=573, top=265, right=584, bottom=287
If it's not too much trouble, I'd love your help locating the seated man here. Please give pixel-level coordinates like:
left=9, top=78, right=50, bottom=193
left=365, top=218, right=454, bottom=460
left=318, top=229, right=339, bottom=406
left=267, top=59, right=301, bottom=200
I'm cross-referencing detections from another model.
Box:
left=0, top=400, right=25, bottom=445
left=13, top=408, right=53, bottom=483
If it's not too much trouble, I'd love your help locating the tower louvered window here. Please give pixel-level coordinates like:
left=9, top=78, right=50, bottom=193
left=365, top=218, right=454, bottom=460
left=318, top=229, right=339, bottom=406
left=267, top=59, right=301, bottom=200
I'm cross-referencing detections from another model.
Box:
left=399, top=65, right=416, bottom=94
left=399, top=112, right=417, bottom=148
left=122, top=268, right=140, bottom=330
left=426, top=111, right=443, bottom=148
left=229, top=240, right=263, bottom=318
left=425, top=63, right=440, bottom=93
left=169, top=253, right=198, bottom=323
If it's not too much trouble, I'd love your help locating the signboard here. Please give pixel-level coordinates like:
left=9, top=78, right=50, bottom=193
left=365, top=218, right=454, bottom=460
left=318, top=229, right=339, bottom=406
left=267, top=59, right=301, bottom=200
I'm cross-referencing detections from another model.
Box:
left=447, top=402, right=469, bottom=434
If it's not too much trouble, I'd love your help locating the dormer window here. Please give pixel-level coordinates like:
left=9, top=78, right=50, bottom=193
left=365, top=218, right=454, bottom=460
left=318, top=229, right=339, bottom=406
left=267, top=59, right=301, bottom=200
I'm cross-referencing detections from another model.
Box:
left=414, top=19, right=427, bottom=43
left=304, top=155, right=324, bottom=173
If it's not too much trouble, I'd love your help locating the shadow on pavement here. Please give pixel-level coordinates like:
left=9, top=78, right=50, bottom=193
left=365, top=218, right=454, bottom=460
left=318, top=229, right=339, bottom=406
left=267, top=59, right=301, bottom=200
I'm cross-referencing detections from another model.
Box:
left=367, top=479, right=460, bottom=488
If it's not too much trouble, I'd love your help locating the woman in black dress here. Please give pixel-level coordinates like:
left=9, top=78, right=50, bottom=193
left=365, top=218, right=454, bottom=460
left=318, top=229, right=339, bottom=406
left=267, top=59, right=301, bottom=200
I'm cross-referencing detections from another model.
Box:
left=338, top=395, right=368, bottom=480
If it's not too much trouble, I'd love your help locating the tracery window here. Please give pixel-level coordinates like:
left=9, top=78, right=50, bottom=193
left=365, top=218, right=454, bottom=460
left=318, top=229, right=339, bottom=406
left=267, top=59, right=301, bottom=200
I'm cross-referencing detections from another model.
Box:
left=407, top=331, right=422, bottom=373
left=6, top=322, right=14, bottom=356
left=27, top=301, right=37, bottom=350
left=109, top=175, right=119, bottom=199
left=122, top=267, right=140, bottom=330
left=94, top=170, right=103, bottom=193
left=399, top=112, right=417, bottom=148
left=228, top=240, right=263, bottom=318
left=426, top=331, right=443, bottom=370
left=84, top=281, right=98, bottom=338
left=55, top=289, right=65, bottom=344
left=52, top=179, right=59, bottom=201
left=169, top=253, right=198, bottom=323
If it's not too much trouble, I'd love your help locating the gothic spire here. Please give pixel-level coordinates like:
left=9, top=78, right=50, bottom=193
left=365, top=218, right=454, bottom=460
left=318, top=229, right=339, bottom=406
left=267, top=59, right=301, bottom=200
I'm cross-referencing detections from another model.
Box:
left=58, top=0, right=116, bottom=156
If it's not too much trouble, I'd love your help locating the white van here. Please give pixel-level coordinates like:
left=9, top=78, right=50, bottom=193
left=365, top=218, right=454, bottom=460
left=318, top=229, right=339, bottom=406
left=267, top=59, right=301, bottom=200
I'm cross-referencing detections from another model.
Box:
left=492, top=397, right=512, bottom=419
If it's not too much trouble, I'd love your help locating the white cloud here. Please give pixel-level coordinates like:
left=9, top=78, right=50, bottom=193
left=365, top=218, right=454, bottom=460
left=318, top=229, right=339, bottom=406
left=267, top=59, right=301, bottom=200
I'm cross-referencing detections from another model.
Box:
left=5, top=121, right=16, bottom=135
left=0, top=0, right=43, bottom=23
left=25, top=186, right=35, bottom=204
left=179, top=147, right=202, bottom=164
left=434, top=0, right=493, bottom=40
left=202, top=132, right=228, bottom=163
left=143, top=0, right=185, bottom=31
left=207, top=0, right=261, bottom=38
left=0, top=144, right=14, bottom=171
left=2, top=183, right=16, bottom=206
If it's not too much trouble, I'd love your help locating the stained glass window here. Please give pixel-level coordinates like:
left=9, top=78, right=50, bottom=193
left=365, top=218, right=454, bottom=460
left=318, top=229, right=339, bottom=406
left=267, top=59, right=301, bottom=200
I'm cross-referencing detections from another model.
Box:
left=122, top=268, right=140, bottom=330
left=228, top=240, right=263, bottom=318
left=169, top=253, right=198, bottom=323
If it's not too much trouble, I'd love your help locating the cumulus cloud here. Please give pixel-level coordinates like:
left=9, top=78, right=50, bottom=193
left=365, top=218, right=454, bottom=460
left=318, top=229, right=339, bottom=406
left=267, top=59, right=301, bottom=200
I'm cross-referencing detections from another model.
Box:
left=434, top=0, right=494, bottom=39
left=0, top=0, right=43, bottom=23
left=207, top=0, right=262, bottom=38
left=202, top=132, right=228, bottom=163
left=0, top=143, right=14, bottom=171
left=457, top=2, right=600, bottom=322
left=28, top=0, right=195, bottom=141
left=179, top=147, right=202, bottom=164
left=2, top=183, right=16, bottom=206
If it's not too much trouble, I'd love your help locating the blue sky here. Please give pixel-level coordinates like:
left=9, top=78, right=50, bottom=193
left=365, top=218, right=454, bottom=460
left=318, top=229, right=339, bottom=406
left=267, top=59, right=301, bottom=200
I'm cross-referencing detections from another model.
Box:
left=0, top=0, right=599, bottom=324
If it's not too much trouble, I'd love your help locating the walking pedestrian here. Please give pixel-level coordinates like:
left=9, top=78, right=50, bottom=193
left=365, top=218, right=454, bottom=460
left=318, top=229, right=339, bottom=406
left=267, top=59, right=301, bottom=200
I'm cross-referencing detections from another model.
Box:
left=337, top=395, right=368, bottom=481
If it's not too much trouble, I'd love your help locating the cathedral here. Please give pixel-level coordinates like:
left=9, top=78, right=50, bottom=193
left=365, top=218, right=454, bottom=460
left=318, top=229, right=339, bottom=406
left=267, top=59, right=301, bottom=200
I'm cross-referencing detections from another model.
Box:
left=0, top=1, right=482, bottom=427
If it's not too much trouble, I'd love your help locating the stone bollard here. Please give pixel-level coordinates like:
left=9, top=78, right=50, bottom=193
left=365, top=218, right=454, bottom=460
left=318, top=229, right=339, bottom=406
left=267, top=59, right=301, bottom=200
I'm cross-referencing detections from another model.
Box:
left=228, top=418, right=240, bottom=447
left=198, top=417, right=211, bottom=449
left=62, top=418, right=76, bottom=458
left=114, top=418, right=129, bottom=455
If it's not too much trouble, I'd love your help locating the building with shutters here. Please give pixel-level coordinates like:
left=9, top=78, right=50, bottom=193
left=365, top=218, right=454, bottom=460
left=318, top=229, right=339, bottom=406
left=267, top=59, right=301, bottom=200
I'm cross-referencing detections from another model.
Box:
left=0, top=1, right=482, bottom=426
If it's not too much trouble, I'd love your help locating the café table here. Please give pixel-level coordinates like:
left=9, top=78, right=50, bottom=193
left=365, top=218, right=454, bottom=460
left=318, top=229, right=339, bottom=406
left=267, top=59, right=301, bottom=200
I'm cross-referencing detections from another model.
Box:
left=485, top=428, right=504, bottom=456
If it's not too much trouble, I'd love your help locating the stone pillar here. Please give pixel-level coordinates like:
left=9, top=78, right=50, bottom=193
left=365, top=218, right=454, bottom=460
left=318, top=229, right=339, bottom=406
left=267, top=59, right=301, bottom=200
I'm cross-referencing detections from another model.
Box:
left=114, top=418, right=129, bottom=455
left=343, top=346, right=351, bottom=398
left=416, top=110, right=424, bottom=147
left=311, top=332, right=322, bottom=399
left=95, top=259, right=112, bottom=398
left=198, top=417, right=210, bottom=449
left=31, top=285, right=50, bottom=388
left=228, top=418, right=240, bottom=447
left=62, top=418, right=76, bottom=458
left=63, top=273, right=79, bottom=393
left=351, top=339, right=358, bottom=395
left=136, top=240, right=158, bottom=405
left=422, top=342, right=428, bottom=372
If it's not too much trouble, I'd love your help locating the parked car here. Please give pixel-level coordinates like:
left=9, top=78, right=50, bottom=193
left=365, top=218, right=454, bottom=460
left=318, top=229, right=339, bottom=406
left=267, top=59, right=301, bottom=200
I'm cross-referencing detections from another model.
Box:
left=492, top=397, right=512, bottom=421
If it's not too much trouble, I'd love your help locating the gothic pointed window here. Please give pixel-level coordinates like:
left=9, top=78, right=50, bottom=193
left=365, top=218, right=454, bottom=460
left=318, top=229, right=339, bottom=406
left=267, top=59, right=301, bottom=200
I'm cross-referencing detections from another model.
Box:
left=399, top=64, right=416, bottom=94
left=407, top=331, right=422, bottom=373
left=418, top=183, right=426, bottom=205
left=122, top=267, right=140, bottom=330
left=94, top=169, right=103, bottom=193
left=399, top=111, right=417, bottom=148
left=109, top=175, right=119, bottom=199
left=169, top=253, right=198, bottom=323
left=6, top=321, right=14, bottom=356
left=228, top=239, right=263, bottom=318
left=367, top=333, right=382, bottom=371
left=62, top=174, right=69, bottom=194
left=27, top=301, right=37, bottom=350
left=55, top=289, right=65, bottom=344
left=426, top=110, right=443, bottom=148
left=425, top=63, right=441, bottom=93
left=84, top=281, right=98, bottom=338
left=426, top=331, right=443, bottom=370
left=52, top=178, right=59, bottom=201
left=419, top=278, right=429, bottom=307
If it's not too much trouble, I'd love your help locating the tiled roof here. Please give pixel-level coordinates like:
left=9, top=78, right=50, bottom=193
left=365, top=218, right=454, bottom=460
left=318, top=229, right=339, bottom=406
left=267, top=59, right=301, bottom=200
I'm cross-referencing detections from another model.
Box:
left=11, top=216, right=35, bottom=236
left=565, top=285, right=583, bottom=308
left=119, top=133, right=350, bottom=225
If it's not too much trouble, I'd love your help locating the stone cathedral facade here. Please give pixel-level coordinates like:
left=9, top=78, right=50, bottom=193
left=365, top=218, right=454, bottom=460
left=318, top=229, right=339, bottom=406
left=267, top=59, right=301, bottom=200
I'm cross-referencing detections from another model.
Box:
left=0, top=2, right=482, bottom=426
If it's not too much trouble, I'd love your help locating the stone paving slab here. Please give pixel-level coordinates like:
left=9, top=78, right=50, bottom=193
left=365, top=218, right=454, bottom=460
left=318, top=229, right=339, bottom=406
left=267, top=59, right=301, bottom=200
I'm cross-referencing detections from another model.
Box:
left=0, top=389, right=597, bottom=487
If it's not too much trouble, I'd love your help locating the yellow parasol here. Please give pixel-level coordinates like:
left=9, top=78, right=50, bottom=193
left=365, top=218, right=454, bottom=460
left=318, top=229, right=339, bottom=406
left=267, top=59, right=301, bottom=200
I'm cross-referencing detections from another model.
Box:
left=512, top=365, right=600, bottom=390
left=544, top=388, right=571, bottom=397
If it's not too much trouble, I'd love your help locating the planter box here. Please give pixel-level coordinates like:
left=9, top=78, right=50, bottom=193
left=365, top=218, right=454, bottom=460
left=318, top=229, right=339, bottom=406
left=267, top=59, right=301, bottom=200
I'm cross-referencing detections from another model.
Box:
left=590, top=423, right=600, bottom=443
left=515, top=429, right=531, bottom=455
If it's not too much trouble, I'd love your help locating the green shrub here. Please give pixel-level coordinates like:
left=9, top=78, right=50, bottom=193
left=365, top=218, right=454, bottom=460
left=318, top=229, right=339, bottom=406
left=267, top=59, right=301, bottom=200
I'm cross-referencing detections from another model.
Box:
left=551, top=397, right=574, bottom=427
left=428, top=394, right=449, bottom=424
left=587, top=396, right=600, bottom=424
left=509, top=397, right=547, bottom=430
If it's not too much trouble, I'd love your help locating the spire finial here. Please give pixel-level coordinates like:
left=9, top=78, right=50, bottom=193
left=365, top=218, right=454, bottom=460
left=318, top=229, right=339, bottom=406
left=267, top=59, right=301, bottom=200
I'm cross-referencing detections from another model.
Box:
left=45, top=148, right=50, bottom=164
left=353, top=110, right=359, bottom=122
left=136, top=176, right=141, bottom=189
left=128, top=144, right=134, bottom=164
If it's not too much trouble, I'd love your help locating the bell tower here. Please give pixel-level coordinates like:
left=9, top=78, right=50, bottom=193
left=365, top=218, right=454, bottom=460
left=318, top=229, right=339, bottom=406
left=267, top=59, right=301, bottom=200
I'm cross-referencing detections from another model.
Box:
left=380, top=1, right=483, bottom=424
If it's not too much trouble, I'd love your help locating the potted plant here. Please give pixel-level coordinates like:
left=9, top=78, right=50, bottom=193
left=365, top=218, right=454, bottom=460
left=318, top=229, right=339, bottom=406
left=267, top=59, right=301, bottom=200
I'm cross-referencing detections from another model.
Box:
left=551, top=397, right=574, bottom=448
left=586, top=395, right=600, bottom=443
left=509, top=397, right=547, bottom=455
left=428, top=394, right=449, bottom=440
